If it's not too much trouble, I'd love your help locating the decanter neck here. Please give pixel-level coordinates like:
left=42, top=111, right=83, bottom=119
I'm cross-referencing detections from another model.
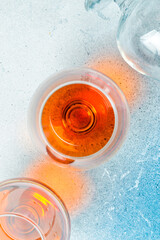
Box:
left=114, top=0, right=136, bottom=12
left=85, top=0, right=138, bottom=16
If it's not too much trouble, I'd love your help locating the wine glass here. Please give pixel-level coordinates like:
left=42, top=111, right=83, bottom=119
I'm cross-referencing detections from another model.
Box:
left=85, top=0, right=160, bottom=80
left=28, top=68, right=129, bottom=169
left=0, top=178, right=71, bottom=240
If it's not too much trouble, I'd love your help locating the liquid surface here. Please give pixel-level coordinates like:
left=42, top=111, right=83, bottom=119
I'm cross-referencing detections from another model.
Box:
left=41, top=83, right=115, bottom=157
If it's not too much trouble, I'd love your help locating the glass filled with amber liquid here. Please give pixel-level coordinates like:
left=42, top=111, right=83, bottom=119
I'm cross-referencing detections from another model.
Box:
left=28, top=68, right=129, bottom=169
left=0, top=178, right=70, bottom=240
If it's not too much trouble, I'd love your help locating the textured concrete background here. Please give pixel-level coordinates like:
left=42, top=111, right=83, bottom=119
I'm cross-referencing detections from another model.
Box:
left=0, top=0, right=160, bottom=239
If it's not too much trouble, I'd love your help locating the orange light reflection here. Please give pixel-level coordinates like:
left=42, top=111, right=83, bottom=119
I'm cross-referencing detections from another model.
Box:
left=25, top=157, right=93, bottom=215
left=88, top=55, right=146, bottom=109
left=33, top=192, right=59, bottom=211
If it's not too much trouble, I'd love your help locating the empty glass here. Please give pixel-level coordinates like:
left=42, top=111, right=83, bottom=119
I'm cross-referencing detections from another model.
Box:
left=28, top=68, right=129, bottom=169
left=0, top=178, right=71, bottom=240
left=85, top=0, right=160, bottom=80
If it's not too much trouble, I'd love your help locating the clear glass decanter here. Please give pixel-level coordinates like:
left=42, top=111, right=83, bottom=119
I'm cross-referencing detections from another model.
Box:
left=85, top=0, right=160, bottom=80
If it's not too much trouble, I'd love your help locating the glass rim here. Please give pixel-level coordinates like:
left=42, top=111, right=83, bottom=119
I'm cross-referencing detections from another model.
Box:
left=0, top=178, right=71, bottom=240
left=36, top=67, right=130, bottom=162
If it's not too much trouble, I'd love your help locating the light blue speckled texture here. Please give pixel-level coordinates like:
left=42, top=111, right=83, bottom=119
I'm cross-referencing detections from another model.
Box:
left=0, top=1, right=159, bottom=239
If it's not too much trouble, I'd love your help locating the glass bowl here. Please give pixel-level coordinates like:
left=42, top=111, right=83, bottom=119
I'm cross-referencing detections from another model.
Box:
left=28, top=68, right=130, bottom=169
left=0, top=178, right=71, bottom=240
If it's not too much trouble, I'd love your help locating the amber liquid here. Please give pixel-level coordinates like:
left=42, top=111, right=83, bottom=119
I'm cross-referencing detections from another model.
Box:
left=41, top=83, right=115, bottom=157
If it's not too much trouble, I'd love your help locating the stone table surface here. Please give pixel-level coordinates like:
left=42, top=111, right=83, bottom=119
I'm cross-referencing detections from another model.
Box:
left=0, top=1, right=159, bottom=239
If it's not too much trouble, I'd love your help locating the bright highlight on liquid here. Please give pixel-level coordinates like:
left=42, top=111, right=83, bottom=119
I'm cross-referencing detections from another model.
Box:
left=33, top=192, right=59, bottom=211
